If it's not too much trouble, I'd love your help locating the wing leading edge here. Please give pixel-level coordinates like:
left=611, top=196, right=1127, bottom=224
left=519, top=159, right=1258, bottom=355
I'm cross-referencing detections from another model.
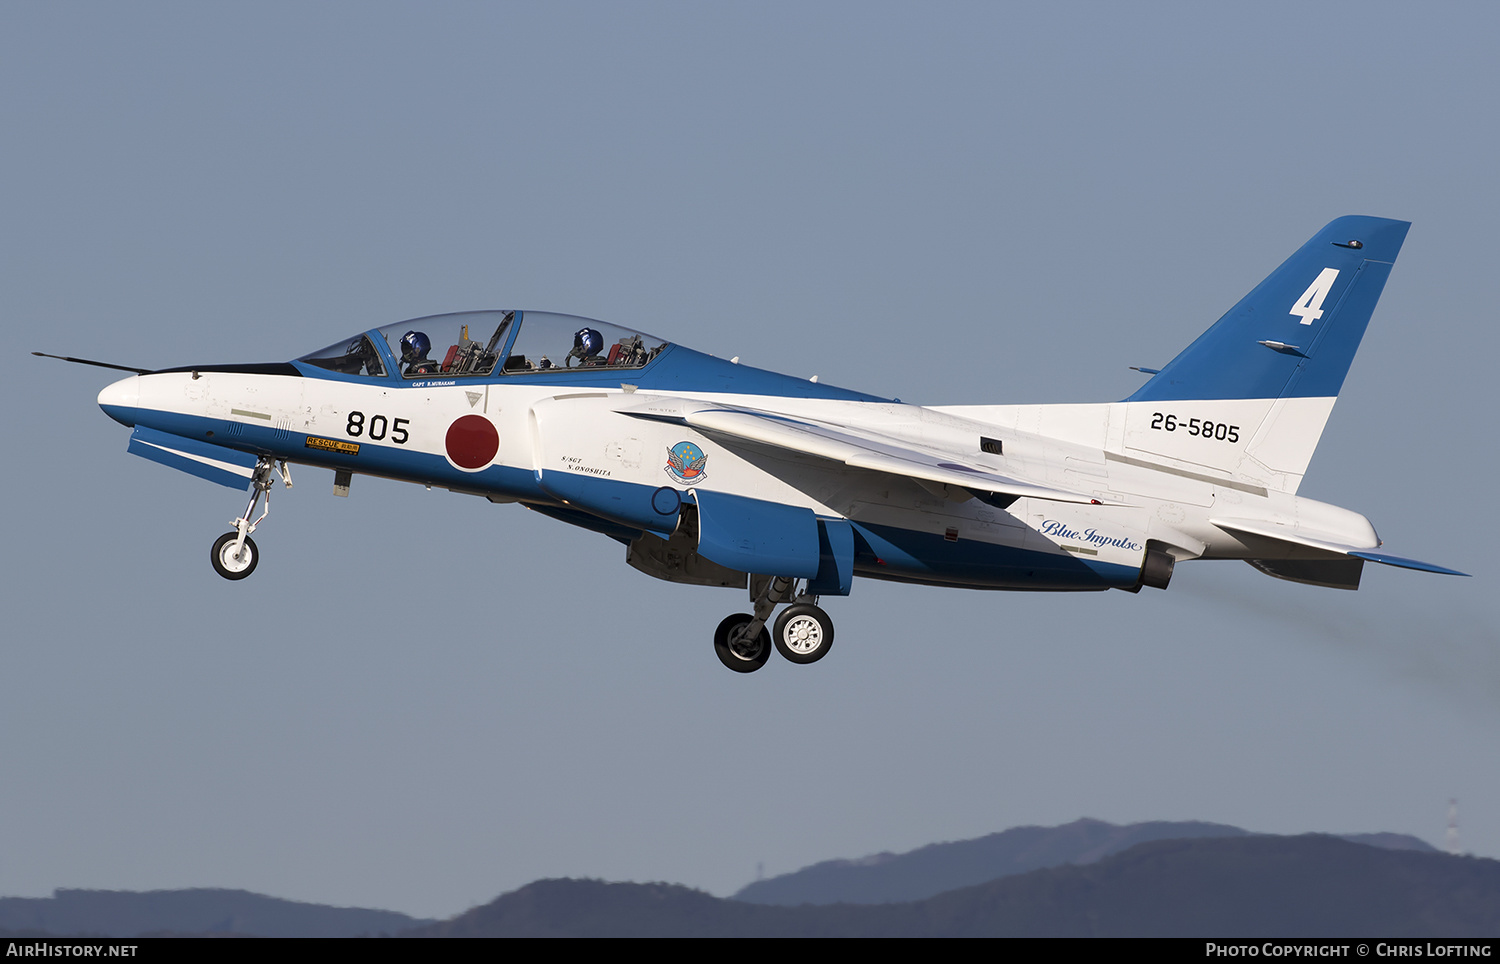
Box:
left=618, top=397, right=1113, bottom=507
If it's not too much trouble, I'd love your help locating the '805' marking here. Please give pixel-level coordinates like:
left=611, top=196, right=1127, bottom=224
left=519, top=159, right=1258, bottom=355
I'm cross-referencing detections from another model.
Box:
left=346, top=411, right=410, bottom=444
left=1150, top=413, right=1240, bottom=443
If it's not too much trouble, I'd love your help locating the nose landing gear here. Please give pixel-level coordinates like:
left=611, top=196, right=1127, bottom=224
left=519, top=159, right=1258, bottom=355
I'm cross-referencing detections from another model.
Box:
left=713, top=576, right=836, bottom=672
left=211, top=531, right=259, bottom=580
left=210, top=457, right=291, bottom=581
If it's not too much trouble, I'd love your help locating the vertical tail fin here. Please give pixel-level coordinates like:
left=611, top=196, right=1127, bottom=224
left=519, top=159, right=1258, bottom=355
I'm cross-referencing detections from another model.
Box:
left=1122, top=216, right=1409, bottom=492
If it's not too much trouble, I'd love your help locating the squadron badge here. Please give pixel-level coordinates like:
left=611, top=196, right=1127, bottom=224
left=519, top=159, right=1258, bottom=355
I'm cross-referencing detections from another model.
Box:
left=665, top=441, right=708, bottom=485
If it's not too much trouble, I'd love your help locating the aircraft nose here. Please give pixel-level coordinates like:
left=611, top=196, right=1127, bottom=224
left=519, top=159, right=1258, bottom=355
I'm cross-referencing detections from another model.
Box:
left=97, top=375, right=140, bottom=426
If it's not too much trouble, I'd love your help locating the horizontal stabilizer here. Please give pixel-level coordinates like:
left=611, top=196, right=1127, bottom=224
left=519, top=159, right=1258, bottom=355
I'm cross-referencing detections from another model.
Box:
left=1214, top=517, right=1467, bottom=577
left=1348, top=550, right=1469, bottom=577
left=621, top=398, right=1114, bottom=506
left=127, top=426, right=258, bottom=490
left=1247, top=557, right=1365, bottom=590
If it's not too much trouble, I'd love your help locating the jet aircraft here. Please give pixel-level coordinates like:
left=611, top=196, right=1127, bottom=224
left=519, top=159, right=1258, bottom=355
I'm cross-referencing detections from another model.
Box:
left=53, top=216, right=1466, bottom=672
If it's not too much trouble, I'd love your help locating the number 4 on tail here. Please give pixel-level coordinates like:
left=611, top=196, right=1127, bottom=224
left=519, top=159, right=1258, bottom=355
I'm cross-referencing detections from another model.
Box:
left=1290, top=268, right=1340, bottom=325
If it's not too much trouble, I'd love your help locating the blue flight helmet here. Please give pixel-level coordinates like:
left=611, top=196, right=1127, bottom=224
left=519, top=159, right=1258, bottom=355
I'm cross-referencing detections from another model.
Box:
left=400, top=330, right=431, bottom=366
left=568, top=327, right=604, bottom=366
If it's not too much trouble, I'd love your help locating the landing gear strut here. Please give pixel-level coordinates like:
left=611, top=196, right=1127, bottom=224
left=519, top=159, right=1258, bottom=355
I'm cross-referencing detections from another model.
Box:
left=210, top=457, right=291, bottom=581
left=712, top=576, right=836, bottom=672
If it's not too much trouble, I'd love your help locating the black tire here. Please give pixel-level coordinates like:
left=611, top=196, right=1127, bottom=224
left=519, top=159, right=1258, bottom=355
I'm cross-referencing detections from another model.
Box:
left=714, top=613, right=771, bottom=673
left=211, top=532, right=259, bottom=580
left=773, top=603, right=834, bottom=664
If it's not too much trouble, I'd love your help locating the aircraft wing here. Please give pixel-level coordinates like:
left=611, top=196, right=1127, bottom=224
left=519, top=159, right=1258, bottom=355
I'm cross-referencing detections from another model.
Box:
left=620, top=397, right=1113, bottom=506
left=1211, top=517, right=1469, bottom=576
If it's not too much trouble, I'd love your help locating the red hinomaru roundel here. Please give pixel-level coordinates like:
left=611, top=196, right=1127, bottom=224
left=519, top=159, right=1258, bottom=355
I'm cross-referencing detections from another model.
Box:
left=445, top=415, right=499, bottom=469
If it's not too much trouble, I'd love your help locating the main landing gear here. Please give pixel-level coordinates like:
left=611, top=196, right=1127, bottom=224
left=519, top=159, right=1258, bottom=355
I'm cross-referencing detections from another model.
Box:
left=210, top=457, right=291, bottom=581
left=713, top=576, right=835, bottom=673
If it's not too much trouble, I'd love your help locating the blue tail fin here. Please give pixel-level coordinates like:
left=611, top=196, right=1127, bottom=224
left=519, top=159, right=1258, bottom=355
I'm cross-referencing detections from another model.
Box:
left=1128, top=216, right=1410, bottom=403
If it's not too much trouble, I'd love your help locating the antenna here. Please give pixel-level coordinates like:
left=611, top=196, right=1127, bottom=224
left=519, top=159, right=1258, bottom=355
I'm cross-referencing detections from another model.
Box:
left=1446, top=798, right=1461, bottom=855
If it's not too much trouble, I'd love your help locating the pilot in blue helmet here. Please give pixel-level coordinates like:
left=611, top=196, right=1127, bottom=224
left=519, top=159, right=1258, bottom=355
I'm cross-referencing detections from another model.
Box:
left=400, top=330, right=438, bottom=376
left=567, top=327, right=604, bottom=367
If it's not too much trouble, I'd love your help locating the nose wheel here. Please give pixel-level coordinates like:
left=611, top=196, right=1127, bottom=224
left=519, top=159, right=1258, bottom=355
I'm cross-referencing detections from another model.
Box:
left=209, top=457, right=290, bottom=581
left=211, top=532, right=259, bottom=580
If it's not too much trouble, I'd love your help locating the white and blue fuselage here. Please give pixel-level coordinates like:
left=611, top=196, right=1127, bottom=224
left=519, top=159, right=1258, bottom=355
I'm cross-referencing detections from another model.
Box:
left=86, top=218, right=1466, bottom=671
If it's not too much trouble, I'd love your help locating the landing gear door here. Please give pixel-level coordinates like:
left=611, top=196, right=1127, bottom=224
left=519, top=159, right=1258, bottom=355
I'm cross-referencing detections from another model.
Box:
left=808, top=517, right=854, bottom=596
left=691, top=489, right=821, bottom=579
left=127, top=426, right=259, bottom=490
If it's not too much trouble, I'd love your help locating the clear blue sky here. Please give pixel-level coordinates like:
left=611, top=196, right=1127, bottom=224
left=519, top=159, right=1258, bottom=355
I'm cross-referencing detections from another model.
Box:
left=3, top=2, right=1496, bottom=919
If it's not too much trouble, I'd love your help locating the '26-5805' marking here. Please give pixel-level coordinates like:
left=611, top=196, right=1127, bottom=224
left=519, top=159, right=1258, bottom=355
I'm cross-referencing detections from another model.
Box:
left=1150, top=413, right=1240, bottom=443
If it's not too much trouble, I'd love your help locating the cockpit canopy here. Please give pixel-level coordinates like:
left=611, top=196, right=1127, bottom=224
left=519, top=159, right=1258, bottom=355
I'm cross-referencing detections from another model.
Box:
left=297, top=310, right=669, bottom=380
left=298, top=333, right=388, bottom=378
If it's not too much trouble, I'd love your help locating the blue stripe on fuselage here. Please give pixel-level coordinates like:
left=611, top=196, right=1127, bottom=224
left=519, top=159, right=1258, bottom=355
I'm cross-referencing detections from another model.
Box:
left=850, top=521, right=1137, bottom=591
left=117, top=406, right=1138, bottom=591
left=118, top=407, right=551, bottom=501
